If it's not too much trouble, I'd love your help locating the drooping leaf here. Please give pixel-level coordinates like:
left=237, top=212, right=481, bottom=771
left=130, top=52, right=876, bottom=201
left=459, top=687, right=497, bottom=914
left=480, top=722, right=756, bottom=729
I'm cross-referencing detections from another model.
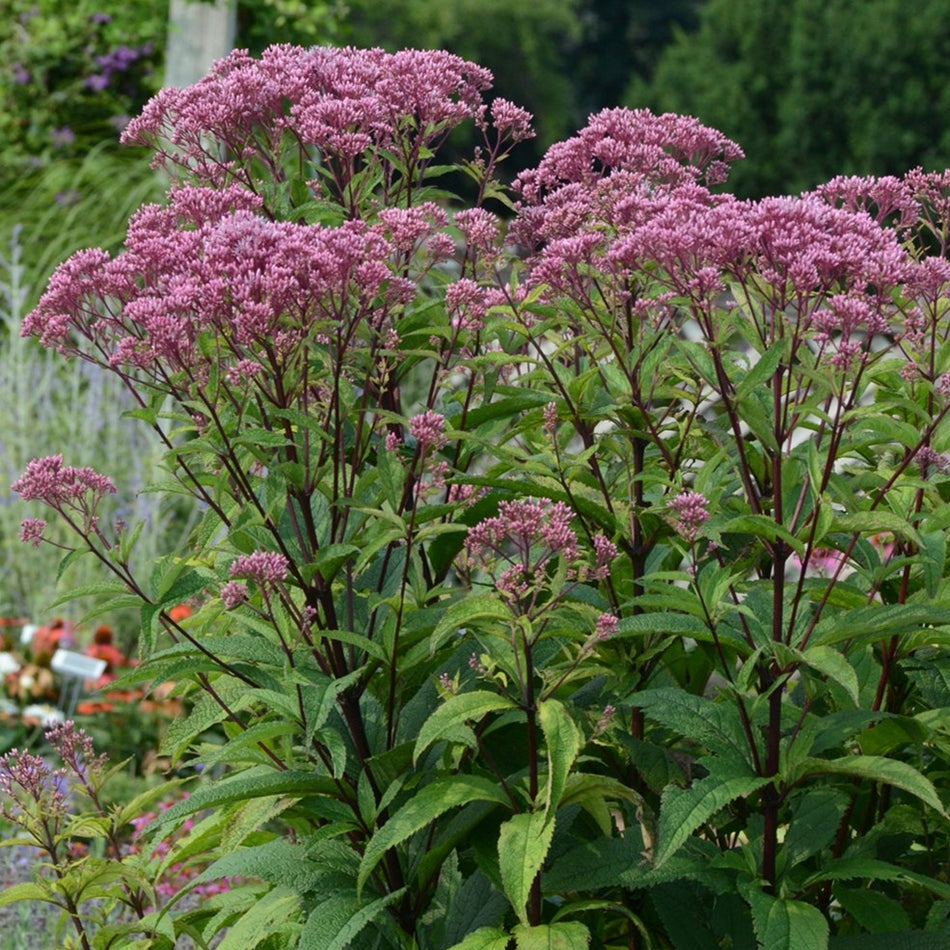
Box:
left=357, top=776, right=509, bottom=895
left=498, top=812, right=557, bottom=925
left=414, top=690, right=517, bottom=765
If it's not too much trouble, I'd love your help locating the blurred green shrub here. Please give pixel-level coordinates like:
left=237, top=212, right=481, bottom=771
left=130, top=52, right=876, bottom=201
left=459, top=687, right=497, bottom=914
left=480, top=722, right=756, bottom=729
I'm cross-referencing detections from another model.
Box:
left=0, top=0, right=166, bottom=172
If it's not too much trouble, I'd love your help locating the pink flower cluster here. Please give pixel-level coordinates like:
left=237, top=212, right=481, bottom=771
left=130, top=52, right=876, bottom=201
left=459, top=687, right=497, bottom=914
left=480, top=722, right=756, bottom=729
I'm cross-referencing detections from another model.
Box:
left=229, top=551, right=289, bottom=586
left=122, top=46, right=495, bottom=188
left=667, top=490, right=710, bottom=543
left=465, top=498, right=616, bottom=609
left=22, top=184, right=415, bottom=395
left=409, top=410, right=447, bottom=452
left=13, top=455, right=116, bottom=541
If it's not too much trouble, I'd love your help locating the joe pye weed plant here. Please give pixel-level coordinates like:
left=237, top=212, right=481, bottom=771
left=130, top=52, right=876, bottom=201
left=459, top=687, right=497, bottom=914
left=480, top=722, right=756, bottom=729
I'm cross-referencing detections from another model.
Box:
left=9, top=42, right=950, bottom=948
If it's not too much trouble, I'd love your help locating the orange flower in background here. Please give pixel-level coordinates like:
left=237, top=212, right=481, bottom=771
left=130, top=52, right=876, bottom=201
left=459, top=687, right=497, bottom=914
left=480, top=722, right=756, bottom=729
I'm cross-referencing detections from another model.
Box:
left=31, top=619, right=74, bottom=660
left=168, top=604, right=192, bottom=623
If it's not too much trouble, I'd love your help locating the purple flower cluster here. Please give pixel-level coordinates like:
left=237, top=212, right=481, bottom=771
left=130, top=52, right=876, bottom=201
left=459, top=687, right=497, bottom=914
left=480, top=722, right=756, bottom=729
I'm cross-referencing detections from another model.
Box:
left=13, top=457, right=116, bottom=541
left=85, top=43, right=152, bottom=92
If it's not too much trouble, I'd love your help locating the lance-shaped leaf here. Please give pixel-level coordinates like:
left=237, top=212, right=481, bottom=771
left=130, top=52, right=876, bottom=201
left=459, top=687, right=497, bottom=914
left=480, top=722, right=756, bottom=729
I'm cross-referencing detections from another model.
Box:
left=414, top=690, right=517, bottom=765
left=655, top=765, right=770, bottom=867
left=791, top=755, right=946, bottom=816
left=538, top=699, right=583, bottom=820
left=499, top=811, right=557, bottom=925
left=357, top=776, right=509, bottom=895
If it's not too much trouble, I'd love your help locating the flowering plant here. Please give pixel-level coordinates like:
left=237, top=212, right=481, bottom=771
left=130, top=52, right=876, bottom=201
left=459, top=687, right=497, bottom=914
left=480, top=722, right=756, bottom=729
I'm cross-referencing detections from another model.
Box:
left=12, top=43, right=950, bottom=949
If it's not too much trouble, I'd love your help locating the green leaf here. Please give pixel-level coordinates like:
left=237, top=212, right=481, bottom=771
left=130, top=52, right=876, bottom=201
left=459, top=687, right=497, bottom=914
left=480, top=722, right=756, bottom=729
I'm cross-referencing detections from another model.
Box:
left=298, top=888, right=406, bottom=950
left=799, top=645, right=860, bottom=705
left=792, top=755, right=946, bottom=815
left=414, top=690, right=517, bottom=765
left=512, top=921, right=591, bottom=949
left=447, top=927, right=512, bottom=950
left=745, top=890, right=829, bottom=950
left=834, top=510, right=921, bottom=546
left=538, top=699, right=583, bottom=819
left=215, top=886, right=301, bottom=950
left=145, top=768, right=338, bottom=836
left=736, top=340, right=786, bottom=398
left=835, top=887, right=910, bottom=934
left=0, top=882, right=55, bottom=908
left=499, top=812, right=557, bottom=925
left=655, top=769, right=770, bottom=867
left=781, top=790, right=848, bottom=871
left=357, top=776, right=509, bottom=895
left=803, top=857, right=950, bottom=900
left=720, top=514, right=806, bottom=556
left=430, top=593, right=514, bottom=653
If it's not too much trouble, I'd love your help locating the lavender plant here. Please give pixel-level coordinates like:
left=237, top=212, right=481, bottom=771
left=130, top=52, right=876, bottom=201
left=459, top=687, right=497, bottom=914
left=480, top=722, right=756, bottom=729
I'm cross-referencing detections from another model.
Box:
left=0, top=224, right=196, bottom=624
left=10, top=44, right=950, bottom=949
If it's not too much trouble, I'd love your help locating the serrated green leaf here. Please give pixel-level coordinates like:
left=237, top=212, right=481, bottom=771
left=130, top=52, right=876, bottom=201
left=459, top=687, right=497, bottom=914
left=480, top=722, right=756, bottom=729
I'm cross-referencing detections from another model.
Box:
left=792, top=755, right=945, bottom=815
left=538, top=699, right=583, bottom=819
left=447, top=927, right=512, bottom=950
left=414, top=690, right=517, bottom=765
left=215, top=886, right=300, bottom=950
left=430, top=594, right=513, bottom=653
left=835, top=887, right=910, bottom=934
left=357, top=776, right=509, bottom=896
left=745, top=890, right=828, bottom=950
left=298, top=888, right=406, bottom=950
left=655, top=770, right=770, bottom=867
left=0, top=881, right=55, bottom=908
left=512, top=921, right=590, bottom=949
left=499, top=812, right=557, bottom=925
left=799, top=645, right=860, bottom=705
left=145, top=768, right=338, bottom=836
left=803, top=857, right=950, bottom=899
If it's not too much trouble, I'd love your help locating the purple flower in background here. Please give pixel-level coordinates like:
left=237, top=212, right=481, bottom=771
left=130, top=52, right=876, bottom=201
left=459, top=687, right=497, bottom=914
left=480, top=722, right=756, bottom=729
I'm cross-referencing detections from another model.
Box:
left=50, top=126, right=75, bottom=149
left=54, top=190, right=82, bottom=208
left=90, top=11, right=112, bottom=24
left=84, top=73, right=110, bottom=91
left=11, top=63, right=30, bottom=85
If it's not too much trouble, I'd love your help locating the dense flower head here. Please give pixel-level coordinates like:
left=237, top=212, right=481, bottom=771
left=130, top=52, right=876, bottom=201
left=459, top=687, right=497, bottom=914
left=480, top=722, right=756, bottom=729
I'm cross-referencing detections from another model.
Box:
left=229, top=551, right=289, bottom=586
left=22, top=190, right=414, bottom=387
left=810, top=174, right=918, bottom=229
left=667, top=490, right=710, bottom=543
left=122, top=45, right=494, bottom=186
left=409, top=410, right=447, bottom=452
left=12, top=455, right=116, bottom=506
left=18, top=518, right=46, bottom=548
left=514, top=108, right=744, bottom=209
